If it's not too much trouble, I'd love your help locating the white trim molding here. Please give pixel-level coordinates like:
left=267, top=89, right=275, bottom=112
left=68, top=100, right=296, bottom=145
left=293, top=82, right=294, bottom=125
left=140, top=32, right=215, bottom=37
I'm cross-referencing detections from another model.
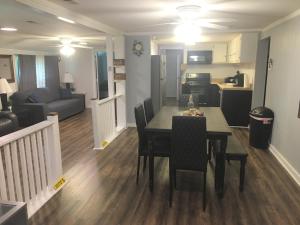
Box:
left=263, top=8, right=300, bottom=32
left=269, top=144, right=300, bottom=186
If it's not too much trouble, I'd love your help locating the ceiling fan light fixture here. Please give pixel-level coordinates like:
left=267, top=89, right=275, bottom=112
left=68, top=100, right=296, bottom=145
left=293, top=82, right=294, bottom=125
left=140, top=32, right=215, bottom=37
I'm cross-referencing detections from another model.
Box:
left=60, top=45, right=75, bottom=57
left=174, top=23, right=202, bottom=45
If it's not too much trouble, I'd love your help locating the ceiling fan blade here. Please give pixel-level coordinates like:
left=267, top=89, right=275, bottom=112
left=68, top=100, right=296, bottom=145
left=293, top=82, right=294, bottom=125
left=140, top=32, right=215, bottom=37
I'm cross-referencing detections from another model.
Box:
left=142, top=22, right=180, bottom=28
left=71, top=44, right=93, bottom=49
left=197, top=18, right=236, bottom=23
left=197, top=22, right=228, bottom=30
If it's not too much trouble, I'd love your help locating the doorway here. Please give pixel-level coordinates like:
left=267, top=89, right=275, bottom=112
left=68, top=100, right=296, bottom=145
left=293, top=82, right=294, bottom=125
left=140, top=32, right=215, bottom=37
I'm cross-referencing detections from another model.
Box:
left=252, top=37, right=271, bottom=108
left=165, top=49, right=183, bottom=105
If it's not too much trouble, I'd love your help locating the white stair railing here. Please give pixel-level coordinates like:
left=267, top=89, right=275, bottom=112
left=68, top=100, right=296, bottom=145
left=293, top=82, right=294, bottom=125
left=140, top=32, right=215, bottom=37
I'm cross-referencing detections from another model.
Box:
left=0, top=113, right=64, bottom=217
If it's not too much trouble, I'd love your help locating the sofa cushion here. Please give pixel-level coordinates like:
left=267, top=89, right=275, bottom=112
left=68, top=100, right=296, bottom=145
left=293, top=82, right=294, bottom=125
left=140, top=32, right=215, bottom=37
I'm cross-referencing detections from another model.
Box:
left=47, top=98, right=83, bottom=117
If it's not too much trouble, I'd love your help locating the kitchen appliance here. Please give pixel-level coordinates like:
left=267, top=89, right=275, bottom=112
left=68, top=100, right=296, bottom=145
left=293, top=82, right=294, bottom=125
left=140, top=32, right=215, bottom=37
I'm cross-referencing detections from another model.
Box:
left=151, top=55, right=167, bottom=113
left=183, top=73, right=211, bottom=106
left=224, top=71, right=245, bottom=87
left=187, top=51, right=212, bottom=65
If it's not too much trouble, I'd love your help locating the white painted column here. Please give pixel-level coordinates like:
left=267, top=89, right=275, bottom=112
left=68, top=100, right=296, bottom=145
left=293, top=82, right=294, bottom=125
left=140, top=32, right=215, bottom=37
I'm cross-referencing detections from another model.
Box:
left=106, top=35, right=114, bottom=98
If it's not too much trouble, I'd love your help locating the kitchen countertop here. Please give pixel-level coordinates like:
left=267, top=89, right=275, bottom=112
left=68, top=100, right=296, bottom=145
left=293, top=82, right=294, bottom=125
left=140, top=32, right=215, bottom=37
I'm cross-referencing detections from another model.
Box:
left=211, top=79, right=253, bottom=91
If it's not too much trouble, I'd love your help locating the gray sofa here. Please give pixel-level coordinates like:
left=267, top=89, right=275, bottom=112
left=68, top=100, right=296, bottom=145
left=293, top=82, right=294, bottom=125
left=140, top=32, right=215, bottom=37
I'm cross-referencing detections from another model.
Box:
left=10, top=88, right=85, bottom=126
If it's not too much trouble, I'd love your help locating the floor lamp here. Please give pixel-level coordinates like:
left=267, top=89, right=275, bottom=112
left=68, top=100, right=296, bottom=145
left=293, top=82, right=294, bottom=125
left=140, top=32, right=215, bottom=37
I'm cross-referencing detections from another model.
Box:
left=0, top=78, right=12, bottom=111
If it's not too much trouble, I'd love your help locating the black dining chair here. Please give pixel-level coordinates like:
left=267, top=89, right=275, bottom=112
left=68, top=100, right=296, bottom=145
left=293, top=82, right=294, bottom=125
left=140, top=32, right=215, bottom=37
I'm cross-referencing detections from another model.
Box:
left=144, top=98, right=154, bottom=123
left=134, top=104, right=170, bottom=184
left=170, top=116, right=208, bottom=210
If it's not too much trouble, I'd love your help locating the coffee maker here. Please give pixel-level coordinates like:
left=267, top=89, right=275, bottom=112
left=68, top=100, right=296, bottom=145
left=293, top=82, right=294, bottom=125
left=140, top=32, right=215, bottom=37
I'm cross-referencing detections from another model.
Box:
left=224, top=71, right=245, bottom=87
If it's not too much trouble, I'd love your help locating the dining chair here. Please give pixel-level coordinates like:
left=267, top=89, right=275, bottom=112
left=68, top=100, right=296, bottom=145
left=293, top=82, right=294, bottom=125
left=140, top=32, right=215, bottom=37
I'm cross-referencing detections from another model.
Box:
left=134, top=104, right=170, bottom=184
left=170, top=116, right=208, bottom=210
left=144, top=98, right=154, bottom=123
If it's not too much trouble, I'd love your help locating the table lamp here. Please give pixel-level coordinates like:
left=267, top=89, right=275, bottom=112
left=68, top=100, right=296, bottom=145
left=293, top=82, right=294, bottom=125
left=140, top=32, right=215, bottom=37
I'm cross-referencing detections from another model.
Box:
left=0, top=78, right=12, bottom=111
left=62, top=72, right=74, bottom=90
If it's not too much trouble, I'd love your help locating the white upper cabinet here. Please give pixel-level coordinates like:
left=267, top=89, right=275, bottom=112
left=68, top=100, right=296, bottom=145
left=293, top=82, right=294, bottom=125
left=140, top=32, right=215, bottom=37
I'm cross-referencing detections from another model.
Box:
left=227, top=33, right=258, bottom=63
left=213, top=43, right=228, bottom=63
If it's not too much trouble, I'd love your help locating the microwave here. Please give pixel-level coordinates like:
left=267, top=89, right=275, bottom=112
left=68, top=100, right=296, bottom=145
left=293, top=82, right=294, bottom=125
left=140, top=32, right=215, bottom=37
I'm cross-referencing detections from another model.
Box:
left=187, top=50, right=212, bottom=65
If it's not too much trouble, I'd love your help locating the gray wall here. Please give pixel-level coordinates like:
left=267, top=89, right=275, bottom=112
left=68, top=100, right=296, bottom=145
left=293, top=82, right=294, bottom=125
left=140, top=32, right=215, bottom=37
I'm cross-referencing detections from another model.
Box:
left=262, top=16, right=300, bottom=173
left=125, top=36, right=151, bottom=124
left=165, top=50, right=182, bottom=98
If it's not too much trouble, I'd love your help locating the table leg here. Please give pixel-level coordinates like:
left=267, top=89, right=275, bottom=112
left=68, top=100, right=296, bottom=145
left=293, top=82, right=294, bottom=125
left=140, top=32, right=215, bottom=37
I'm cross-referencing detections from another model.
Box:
left=214, top=136, right=227, bottom=198
left=148, top=136, right=154, bottom=192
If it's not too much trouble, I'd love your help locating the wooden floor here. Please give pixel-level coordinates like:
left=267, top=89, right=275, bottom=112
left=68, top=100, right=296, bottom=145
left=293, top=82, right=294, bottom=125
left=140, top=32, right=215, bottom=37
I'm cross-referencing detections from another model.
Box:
left=29, top=110, right=300, bottom=225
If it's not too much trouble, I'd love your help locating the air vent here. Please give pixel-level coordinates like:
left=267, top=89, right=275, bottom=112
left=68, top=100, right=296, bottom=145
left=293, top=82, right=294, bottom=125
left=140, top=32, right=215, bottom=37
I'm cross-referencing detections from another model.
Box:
left=25, top=20, right=39, bottom=24
left=63, top=0, right=79, bottom=4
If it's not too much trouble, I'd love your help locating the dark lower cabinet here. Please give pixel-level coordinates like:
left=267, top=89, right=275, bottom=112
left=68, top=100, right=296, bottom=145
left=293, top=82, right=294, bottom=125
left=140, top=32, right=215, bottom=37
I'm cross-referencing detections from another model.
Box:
left=220, top=90, right=252, bottom=127
left=209, top=84, right=221, bottom=107
left=0, top=201, right=28, bottom=225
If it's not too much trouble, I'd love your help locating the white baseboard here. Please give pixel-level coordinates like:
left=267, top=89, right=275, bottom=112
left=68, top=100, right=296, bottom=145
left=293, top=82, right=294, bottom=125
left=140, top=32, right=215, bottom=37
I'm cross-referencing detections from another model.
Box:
left=127, top=123, right=136, bottom=127
left=269, top=144, right=300, bottom=186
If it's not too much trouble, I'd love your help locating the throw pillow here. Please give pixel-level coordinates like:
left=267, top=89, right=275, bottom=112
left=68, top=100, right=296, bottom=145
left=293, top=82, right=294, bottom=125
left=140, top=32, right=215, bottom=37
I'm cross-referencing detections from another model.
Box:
left=60, top=88, right=73, bottom=99
left=26, top=94, right=40, bottom=103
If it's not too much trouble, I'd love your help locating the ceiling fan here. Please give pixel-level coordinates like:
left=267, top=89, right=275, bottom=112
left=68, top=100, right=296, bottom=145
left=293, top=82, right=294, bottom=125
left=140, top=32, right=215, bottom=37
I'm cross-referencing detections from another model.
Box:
left=147, top=4, right=235, bottom=30
left=148, top=4, right=235, bottom=44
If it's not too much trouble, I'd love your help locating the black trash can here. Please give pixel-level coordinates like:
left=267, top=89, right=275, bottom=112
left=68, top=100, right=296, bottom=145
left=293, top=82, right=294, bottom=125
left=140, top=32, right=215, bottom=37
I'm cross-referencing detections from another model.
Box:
left=249, top=107, right=274, bottom=149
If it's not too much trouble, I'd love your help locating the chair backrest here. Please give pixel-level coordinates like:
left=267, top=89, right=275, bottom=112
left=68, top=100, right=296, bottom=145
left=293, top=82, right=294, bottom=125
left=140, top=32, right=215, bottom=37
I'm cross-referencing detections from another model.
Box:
left=171, top=116, right=207, bottom=171
left=144, top=98, right=154, bottom=123
left=134, top=104, right=147, bottom=153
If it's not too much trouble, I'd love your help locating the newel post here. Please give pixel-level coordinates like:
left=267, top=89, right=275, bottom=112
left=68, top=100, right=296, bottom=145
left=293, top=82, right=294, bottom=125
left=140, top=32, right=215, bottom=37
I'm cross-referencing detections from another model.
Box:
left=46, top=112, right=63, bottom=185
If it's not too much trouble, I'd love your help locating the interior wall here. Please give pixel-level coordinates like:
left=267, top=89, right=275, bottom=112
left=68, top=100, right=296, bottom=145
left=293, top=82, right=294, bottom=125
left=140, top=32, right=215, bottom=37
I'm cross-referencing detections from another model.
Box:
left=59, top=48, right=97, bottom=108
left=262, top=15, right=300, bottom=174
left=125, top=35, right=151, bottom=124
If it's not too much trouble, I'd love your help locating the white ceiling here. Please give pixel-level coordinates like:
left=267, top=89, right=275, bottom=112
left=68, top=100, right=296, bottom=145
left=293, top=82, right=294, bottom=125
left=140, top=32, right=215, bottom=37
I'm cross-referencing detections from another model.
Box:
left=0, top=0, right=106, bottom=52
left=48, top=0, right=300, bottom=33
left=1, top=0, right=300, bottom=51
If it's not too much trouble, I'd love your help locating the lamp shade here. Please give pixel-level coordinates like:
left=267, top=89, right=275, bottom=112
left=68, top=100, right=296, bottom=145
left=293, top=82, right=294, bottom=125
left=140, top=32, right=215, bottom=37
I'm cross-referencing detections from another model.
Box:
left=62, top=72, right=74, bottom=83
left=0, top=78, right=12, bottom=94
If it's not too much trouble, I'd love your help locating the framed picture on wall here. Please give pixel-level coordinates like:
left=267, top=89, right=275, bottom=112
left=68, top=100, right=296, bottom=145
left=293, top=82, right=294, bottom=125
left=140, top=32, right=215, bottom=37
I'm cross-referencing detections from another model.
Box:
left=0, top=55, right=15, bottom=83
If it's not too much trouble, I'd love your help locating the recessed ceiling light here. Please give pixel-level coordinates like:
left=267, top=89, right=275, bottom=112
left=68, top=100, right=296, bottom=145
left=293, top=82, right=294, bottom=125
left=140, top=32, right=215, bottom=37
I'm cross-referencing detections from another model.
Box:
left=57, top=16, right=75, bottom=24
left=0, top=27, right=18, bottom=32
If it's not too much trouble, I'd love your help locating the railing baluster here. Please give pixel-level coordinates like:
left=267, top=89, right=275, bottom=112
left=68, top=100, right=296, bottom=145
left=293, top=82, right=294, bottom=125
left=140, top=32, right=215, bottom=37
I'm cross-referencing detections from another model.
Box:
left=19, top=138, right=30, bottom=202
left=4, top=144, right=15, bottom=201
left=31, top=133, right=42, bottom=194
left=0, top=148, right=8, bottom=200
left=36, top=131, right=47, bottom=189
left=11, top=141, right=23, bottom=201
left=42, top=128, right=52, bottom=186
left=25, top=135, right=35, bottom=199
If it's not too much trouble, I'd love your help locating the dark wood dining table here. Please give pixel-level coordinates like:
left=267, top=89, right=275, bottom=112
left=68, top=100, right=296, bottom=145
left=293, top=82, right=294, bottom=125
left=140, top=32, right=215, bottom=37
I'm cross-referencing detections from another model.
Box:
left=145, top=106, right=232, bottom=198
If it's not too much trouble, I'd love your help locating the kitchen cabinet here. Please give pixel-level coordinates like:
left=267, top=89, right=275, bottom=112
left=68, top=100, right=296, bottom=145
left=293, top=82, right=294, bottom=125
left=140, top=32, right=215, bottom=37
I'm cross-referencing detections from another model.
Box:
left=220, top=89, right=252, bottom=127
left=213, top=43, right=228, bottom=63
left=228, top=33, right=258, bottom=63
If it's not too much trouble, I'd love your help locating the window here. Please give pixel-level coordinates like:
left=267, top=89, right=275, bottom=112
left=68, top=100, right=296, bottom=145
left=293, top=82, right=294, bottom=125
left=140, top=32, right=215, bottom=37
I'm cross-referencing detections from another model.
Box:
left=35, top=55, right=46, bottom=88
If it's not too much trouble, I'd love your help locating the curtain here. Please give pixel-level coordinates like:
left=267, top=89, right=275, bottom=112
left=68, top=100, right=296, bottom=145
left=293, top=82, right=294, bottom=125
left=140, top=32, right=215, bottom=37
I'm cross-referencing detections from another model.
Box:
left=36, top=55, right=46, bottom=88
left=45, top=56, right=60, bottom=92
left=18, top=55, right=37, bottom=91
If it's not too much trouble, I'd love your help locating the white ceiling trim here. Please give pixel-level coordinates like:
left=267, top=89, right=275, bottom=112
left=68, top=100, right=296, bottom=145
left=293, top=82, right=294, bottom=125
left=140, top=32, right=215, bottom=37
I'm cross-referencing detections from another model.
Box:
left=125, top=28, right=262, bottom=36
left=0, top=48, right=55, bottom=55
left=16, top=0, right=122, bottom=35
left=263, top=8, right=300, bottom=32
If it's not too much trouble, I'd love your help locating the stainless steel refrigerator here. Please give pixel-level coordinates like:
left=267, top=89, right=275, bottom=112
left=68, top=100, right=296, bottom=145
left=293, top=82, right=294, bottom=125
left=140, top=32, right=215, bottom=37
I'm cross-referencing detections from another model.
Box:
left=151, top=55, right=166, bottom=114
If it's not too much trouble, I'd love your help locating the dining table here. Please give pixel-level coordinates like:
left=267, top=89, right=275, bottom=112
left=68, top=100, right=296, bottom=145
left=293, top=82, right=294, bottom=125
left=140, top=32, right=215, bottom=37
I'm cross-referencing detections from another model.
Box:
left=145, top=106, right=232, bottom=198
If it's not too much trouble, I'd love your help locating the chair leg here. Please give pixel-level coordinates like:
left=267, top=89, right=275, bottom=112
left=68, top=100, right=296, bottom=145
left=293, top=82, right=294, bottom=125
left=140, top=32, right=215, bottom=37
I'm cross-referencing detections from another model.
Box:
left=169, top=159, right=173, bottom=207
left=208, top=141, right=212, bottom=161
left=239, top=158, right=247, bottom=192
left=143, top=156, right=148, bottom=172
left=173, top=169, right=177, bottom=189
left=136, top=156, right=141, bottom=184
left=203, top=171, right=207, bottom=211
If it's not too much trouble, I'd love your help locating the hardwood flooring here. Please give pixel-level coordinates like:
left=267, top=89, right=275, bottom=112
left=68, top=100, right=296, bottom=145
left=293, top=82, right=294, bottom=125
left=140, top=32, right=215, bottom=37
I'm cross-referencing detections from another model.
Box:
left=29, top=110, right=300, bottom=225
